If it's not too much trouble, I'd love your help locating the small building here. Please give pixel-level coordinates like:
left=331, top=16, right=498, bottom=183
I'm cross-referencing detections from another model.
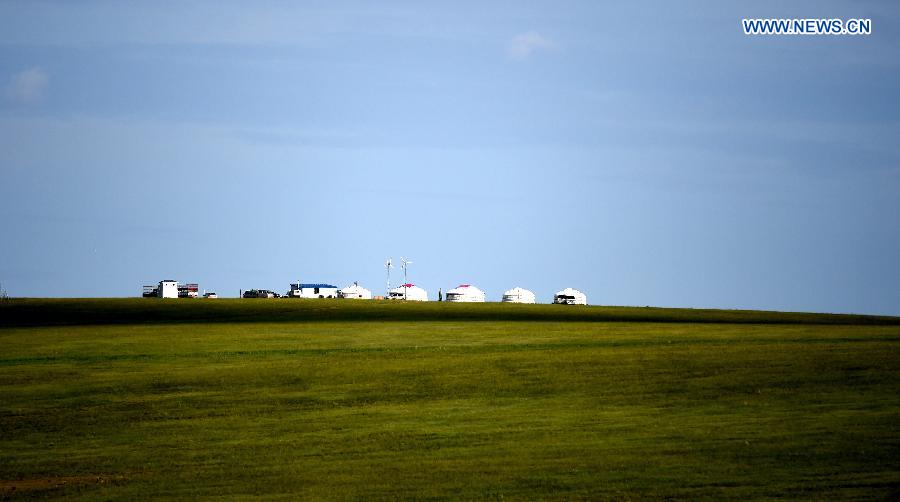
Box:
left=502, top=287, right=536, bottom=304
left=243, top=289, right=276, bottom=298
left=143, top=280, right=198, bottom=298
left=388, top=284, right=428, bottom=301
left=158, top=280, right=178, bottom=299
left=553, top=288, right=587, bottom=305
left=338, top=282, right=372, bottom=299
left=445, top=284, right=486, bottom=303
left=287, top=283, right=339, bottom=299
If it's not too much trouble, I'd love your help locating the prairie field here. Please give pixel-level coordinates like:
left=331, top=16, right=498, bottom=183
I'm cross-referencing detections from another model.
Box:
left=1, top=299, right=899, bottom=499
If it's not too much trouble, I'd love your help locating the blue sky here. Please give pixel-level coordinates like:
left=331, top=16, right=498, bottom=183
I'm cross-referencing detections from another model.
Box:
left=1, top=1, right=898, bottom=314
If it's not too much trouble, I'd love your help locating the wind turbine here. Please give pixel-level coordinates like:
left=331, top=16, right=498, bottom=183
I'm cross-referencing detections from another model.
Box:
left=400, top=257, right=412, bottom=299
left=385, top=258, right=393, bottom=295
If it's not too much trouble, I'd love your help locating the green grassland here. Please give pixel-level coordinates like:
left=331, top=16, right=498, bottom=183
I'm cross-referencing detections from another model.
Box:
left=1, top=299, right=899, bottom=499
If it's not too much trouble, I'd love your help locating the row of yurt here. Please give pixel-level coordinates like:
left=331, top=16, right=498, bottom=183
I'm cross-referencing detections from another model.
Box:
left=501, top=287, right=587, bottom=304
left=443, top=285, right=586, bottom=304
left=388, top=283, right=429, bottom=301
left=238, top=280, right=584, bottom=304
left=427, top=284, right=586, bottom=304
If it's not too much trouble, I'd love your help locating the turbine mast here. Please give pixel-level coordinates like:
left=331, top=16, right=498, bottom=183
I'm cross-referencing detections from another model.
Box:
left=385, top=258, right=393, bottom=295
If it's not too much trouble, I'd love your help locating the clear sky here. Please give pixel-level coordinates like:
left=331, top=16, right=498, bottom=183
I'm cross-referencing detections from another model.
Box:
left=1, top=1, right=898, bottom=314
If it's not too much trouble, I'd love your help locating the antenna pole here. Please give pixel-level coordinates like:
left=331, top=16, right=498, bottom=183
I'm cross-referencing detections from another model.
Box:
left=400, top=257, right=412, bottom=300
left=386, top=258, right=392, bottom=296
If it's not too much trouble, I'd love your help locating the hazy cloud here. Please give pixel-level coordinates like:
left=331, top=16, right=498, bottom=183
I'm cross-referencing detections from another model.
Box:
left=5, top=67, right=48, bottom=104
left=507, top=31, right=555, bottom=60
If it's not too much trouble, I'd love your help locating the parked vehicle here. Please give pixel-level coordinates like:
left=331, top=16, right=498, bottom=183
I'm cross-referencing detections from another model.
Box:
left=244, top=289, right=278, bottom=298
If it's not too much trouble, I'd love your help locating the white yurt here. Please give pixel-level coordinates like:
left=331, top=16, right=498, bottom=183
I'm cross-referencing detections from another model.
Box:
left=388, top=283, right=429, bottom=301
left=501, top=287, right=536, bottom=304
left=338, top=282, right=372, bottom=299
left=445, top=284, right=486, bottom=302
left=553, top=287, right=587, bottom=305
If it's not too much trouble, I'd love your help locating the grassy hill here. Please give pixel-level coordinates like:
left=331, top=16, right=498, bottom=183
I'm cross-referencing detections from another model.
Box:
left=3, top=297, right=899, bottom=327
left=1, top=299, right=898, bottom=499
